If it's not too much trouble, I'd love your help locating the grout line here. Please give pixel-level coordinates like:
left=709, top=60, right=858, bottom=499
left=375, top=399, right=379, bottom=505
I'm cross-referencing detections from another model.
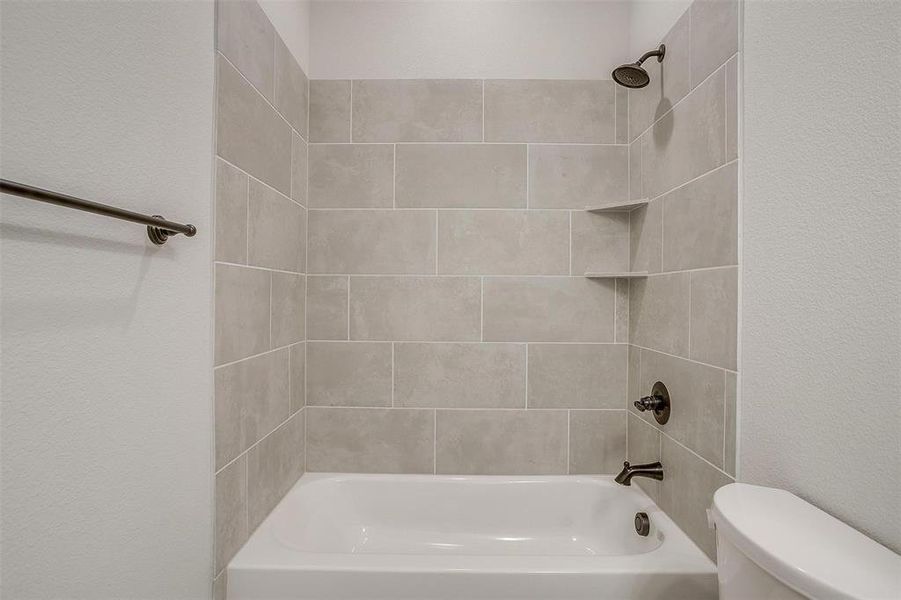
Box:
left=524, top=343, right=529, bottom=409
left=392, top=144, right=397, bottom=209
left=435, top=211, right=439, bottom=274
left=479, top=277, right=484, bottom=341
left=306, top=141, right=629, bottom=147
left=568, top=210, right=573, bottom=275
left=391, top=343, right=395, bottom=408
left=566, top=410, right=571, bottom=475
left=433, top=409, right=438, bottom=475
left=346, top=275, right=351, bottom=340
left=349, top=80, right=353, bottom=142
left=217, top=154, right=305, bottom=209
left=305, top=339, right=625, bottom=345
left=525, top=144, right=530, bottom=209
left=631, top=342, right=736, bottom=374
left=481, top=80, right=485, bottom=142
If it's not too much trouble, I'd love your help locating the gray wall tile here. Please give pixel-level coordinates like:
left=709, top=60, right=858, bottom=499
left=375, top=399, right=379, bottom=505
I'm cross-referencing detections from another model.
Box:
left=306, top=276, right=348, bottom=340
left=247, top=410, right=305, bottom=530
left=291, top=132, right=307, bottom=206
left=215, top=158, right=247, bottom=264
left=350, top=276, right=481, bottom=341
left=436, top=410, right=567, bottom=475
left=213, top=571, right=226, bottom=600
left=637, top=349, right=725, bottom=468
left=217, top=56, right=291, bottom=195
left=310, top=80, right=351, bottom=142
left=483, top=277, right=615, bottom=342
left=571, top=211, right=630, bottom=275
left=290, top=342, right=305, bottom=413
left=629, top=273, right=690, bottom=356
left=214, top=349, right=289, bottom=468
left=216, top=0, right=275, bottom=100
left=306, top=407, right=435, bottom=473
left=248, top=180, right=305, bottom=272
left=642, top=66, right=726, bottom=199
left=690, top=267, right=738, bottom=370
left=629, top=199, right=662, bottom=273
left=529, top=145, right=628, bottom=209
left=627, top=413, right=661, bottom=501
left=724, top=371, right=736, bottom=477
left=615, top=279, right=629, bottom=343
left=394, top=343, right=526, bottom=408
left=308, top=144, right=394, bottom=208
left=485, top=80, right=615, bottom=143
left=271, top=272, right=305, bottom=348
left=629, top=138, right=642, bottom=200
left=214, top=455, right=246, bottom=574
left=628, top=9, right=690, bottom=142
left=274, top=37, right=308, bottom=137
left=528, top=344, right=626, bottom=409
left=726, top=56, right=738, bottom=162
left=352, top=79, right=482, bottom=142
left=659, top=435, right=733, bottom=560
left=214, top=264, right=270, bottom=365
left=628, top=345, right=640, bottom=407
left=615, top=87, right=628, bottom=144
left=690, top=0, right=739, bottom=87
left=396, top=144, right=526, bottom=208
left=306, top=341, right=392, bottom=407
left=569, top=410, right=627, bottom=474
left=662, top=162, right=737, bottom=271
left=308, top=210, right=436, bottom=274
left=438, top=210, right=569, bottom=275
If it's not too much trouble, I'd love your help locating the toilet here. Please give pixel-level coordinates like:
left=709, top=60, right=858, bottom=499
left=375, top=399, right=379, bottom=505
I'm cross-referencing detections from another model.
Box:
left=710, top=484, right=901, bottom=599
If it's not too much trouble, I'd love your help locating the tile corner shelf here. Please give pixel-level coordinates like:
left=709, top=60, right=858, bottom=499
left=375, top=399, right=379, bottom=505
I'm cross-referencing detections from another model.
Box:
left=584, top=199, right=649, bottom=213
left=583, top=271, right=649, bottom=279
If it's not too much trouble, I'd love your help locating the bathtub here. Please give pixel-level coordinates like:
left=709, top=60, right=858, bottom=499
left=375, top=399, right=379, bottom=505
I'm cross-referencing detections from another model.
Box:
left=228, top=473, right=717, bottom=599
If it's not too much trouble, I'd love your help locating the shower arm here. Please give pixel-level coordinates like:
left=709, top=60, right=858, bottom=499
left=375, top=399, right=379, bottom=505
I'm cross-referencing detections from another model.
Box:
left=635, top=45, right=666, bottom=66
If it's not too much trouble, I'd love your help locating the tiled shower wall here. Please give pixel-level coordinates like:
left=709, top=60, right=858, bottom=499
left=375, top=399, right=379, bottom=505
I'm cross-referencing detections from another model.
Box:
left=212, top=0, right=308, bottom=595
left=304, top=79, right=633, bottom=475
left=626, top=0, right=740, bottom=559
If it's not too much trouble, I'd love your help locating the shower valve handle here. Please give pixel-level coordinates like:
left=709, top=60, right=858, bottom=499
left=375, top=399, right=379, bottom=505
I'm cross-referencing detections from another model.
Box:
left=634, top=394, right=665, bottom=412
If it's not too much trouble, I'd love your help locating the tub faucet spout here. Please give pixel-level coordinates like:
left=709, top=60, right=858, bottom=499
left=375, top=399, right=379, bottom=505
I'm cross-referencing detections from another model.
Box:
left=614, top=461, right=664, bottom=486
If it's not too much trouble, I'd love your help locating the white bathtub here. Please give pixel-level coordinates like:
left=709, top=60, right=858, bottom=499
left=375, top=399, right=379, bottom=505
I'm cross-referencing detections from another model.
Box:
left=228, top=473, right=717, bottom=600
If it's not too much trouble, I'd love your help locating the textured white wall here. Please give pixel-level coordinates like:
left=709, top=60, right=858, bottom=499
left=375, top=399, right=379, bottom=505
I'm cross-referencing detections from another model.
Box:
left=741, top=0, right=901, bottom=553
left=260, top=0, right=312, bottom=73
left=0, top=1, right=215, bottom=597
left=309, top=0, right=631, bottom=79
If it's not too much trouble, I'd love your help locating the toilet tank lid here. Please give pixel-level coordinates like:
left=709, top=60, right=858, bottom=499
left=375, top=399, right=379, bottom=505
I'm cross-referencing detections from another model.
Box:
left=711, top=484, right=901, bottom=600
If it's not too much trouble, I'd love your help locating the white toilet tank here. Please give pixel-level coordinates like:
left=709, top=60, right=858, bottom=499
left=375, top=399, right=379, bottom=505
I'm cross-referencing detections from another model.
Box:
left=710, top=484, right=901, bottom=600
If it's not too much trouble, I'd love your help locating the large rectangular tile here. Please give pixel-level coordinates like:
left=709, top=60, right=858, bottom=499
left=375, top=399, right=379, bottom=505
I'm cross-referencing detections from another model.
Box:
left=290, top=342, right=305, bottom=413
left=247, top=179, right=305, bottom=272
left=395, top=144, right=526, bottom=208
left=724, top=371, right=737, bottom=477
left=629, top=138, right=642, bottom=200
left=690, top=267, right=738, bottom=370
left=308, top=144, right=394, bottom=208
left=352, top=79, right=482, bottom=142
left=308, top=210, right=436, bottom=274
left=214, top=349, right=289, bottom=468
left=615, top=279, right=629, bottom=343
left=306, top=408, right=435, bottom=473
left=394, top=343, right=526, bottom=408
left=306, top=342, right=392, bottom=407
left=215, top=158, right=247, bottom=264
left=629, top=273, right=690, bottom=356
left=615, top=86, right=628, bottom=144
left=569, top=410, right=627, bottom=474
left=629, top=198, right=662, bottom=273
left=438, top=210, right=569, bottom=275
left=642, top=67, right=726, bottom=199
left=214, top=264, right=270, bottom=365
left=247, top=411, right=305, bottom=530
left=726, top=57, right=738, bottom=162
left=484, top=80, right=615, bottom=143
left=270, top=272, right=305, bottom=348
left=528, top=145, right=628, bottom=209
left=309, top=80, right=351, bottom=142
left=662, top=162, right=738, bottom=271
left=660, top=435, right=733, bottom=560
left=349, top=277, right=481, bottom=341
left=306, top=276, right=348, bottom=340
left=571, top=211, right=630, bottom=275
left=627, top=413, right=661, bottom=501
left=690, top=0, right=739, bottom=87
left=216, top=0, right=275, bottom=100
left=628, top=9, right=690, bottom=141
left=217, top=56, right=292, bottom=195
left=528, top=344, right=626, bottom=409
left=483, top=277, right=615, bottom=342
left=274, top=37, right=308, bottom=137
left=215, top=454, right=246, bottom=574
left=436, top=410, right=567, bottom=475
left=637, top=349, right=725, bottom=467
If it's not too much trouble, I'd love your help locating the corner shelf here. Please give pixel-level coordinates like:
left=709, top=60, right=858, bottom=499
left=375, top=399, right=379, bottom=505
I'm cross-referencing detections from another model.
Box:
left=584, top=271, right=648, bottom=279
left=585, top=199, right=649, bottom=213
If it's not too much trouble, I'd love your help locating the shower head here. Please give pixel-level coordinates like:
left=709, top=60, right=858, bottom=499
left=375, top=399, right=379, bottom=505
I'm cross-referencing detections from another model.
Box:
left=612, top=44, right=666, bottom=89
